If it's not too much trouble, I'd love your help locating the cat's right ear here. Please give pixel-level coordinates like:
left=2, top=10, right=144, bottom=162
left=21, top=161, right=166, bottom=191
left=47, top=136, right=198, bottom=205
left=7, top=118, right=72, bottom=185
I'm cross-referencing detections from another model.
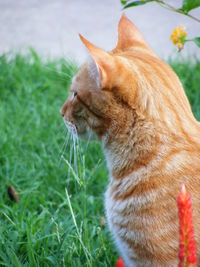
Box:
left=79, top=34, right=113, bottom=89
left=87, top=56, right=101, bottom=89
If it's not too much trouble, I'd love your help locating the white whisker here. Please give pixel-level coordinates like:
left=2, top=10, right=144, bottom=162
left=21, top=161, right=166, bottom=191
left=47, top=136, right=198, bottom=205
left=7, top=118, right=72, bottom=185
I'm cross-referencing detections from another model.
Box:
left=86, top=130, right=92, bottom=151
left=61, top=119, right=85, bottom=184
left=73, top=133, right=78, bottom=175
left=59, top=131, right=71, bottom=165
left=68, top=138, right=73, bottom=179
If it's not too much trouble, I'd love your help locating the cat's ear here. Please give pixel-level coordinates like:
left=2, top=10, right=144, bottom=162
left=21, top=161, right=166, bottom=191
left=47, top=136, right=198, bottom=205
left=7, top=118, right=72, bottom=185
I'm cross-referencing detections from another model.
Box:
left=115, top=14, right=149, bottom=51
left=87, top=56, right=101, bottom=89
left=79, top=34, right=113, bottom=88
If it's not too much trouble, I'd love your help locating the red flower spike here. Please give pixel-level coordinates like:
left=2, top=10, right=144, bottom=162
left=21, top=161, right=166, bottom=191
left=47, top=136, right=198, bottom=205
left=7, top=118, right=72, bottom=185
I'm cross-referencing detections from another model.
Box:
left=115, top=257, right=125, bottom=267
left=177, top=184, right=197, bottom=267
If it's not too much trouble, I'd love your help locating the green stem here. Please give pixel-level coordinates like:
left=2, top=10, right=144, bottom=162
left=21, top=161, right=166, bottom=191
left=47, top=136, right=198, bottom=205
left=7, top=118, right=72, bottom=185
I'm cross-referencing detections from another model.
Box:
left=155, top=0, right=200, bottom=23
left=184, top=38, right=198, bottom=43
left=184, top=39, right=193, bottom=42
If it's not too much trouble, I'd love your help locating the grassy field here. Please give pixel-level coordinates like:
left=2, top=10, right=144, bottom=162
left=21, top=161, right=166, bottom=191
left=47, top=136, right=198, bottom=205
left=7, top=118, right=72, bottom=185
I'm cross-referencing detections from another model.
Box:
left=0, top=50, right=200, bottom=267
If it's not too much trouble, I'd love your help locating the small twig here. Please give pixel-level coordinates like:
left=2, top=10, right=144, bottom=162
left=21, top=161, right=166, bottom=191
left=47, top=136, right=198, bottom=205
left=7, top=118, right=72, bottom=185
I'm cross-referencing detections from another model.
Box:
left=155, top=0, right=200, bottom=23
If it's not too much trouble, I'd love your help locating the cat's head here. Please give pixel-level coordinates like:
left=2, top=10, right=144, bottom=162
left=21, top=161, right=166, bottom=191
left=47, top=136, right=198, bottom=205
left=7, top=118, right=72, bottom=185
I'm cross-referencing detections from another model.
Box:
left=61, top=15, right=152, bottom=141
left=61, top=14, right=191, bottom=143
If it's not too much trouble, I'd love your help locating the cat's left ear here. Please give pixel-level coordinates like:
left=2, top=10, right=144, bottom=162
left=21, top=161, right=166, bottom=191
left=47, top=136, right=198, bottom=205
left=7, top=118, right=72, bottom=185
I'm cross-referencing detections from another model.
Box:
left=115, top=14, right=150, bottom=51
left=79, top=34, right=113, bottom=88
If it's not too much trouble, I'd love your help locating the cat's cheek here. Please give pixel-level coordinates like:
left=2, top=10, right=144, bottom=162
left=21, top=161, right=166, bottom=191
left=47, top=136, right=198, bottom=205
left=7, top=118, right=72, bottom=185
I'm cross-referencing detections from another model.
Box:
left=75, top=121, right=97, bottom=141
left=78, top=128, right=96, bottom=140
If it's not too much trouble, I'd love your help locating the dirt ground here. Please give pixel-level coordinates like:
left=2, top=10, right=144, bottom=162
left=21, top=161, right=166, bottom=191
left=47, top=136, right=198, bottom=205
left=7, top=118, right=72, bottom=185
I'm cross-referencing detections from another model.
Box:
left=0, top=0, right=199, bottom=63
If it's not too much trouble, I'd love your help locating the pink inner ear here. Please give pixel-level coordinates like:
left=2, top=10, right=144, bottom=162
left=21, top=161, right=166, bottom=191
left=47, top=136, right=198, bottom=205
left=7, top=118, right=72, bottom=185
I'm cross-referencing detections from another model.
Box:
left=87, top=56, right=101, bottom=89
left=79, top=34, right=113, bottom=89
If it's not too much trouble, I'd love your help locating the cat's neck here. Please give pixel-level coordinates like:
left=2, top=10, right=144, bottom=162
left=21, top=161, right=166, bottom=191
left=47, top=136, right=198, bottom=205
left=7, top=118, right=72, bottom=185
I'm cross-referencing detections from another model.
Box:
left=102, top=113, right=162, bottom=180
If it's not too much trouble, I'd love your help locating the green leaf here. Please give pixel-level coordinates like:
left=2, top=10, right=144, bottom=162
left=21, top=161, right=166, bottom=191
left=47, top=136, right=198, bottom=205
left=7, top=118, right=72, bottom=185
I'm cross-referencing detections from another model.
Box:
left=123, top=0, right=153, bottom=9
left=121, top=0, right=128, bottom=5
left=194, top=37, right=200, bottom=47
left=182, top=0, right=200, bottom=12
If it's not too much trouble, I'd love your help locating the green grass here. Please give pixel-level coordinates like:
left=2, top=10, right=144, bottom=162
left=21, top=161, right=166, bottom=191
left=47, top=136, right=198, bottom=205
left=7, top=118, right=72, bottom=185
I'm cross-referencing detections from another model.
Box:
left=0, top=50, right=200, bottom=267
left=169, top=56, right=200, bottom=121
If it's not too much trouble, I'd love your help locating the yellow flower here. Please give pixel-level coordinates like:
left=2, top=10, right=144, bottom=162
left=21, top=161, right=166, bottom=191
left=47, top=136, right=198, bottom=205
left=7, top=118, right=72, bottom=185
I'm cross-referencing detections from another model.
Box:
left=170, top=26, right=187, bottom=51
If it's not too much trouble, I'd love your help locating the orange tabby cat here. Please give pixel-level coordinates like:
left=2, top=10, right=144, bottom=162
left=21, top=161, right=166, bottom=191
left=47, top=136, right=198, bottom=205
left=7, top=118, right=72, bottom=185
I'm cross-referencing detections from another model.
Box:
left=61, top=14, right=200, bottom=266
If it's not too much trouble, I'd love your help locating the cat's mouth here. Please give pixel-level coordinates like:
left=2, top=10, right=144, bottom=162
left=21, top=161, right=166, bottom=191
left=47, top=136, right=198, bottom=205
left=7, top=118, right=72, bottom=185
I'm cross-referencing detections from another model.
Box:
left=63, top=118, right=94, bottom=141
left=64, top=119, right=78, bottom=135
left=63, top=119, right=86, bottom=136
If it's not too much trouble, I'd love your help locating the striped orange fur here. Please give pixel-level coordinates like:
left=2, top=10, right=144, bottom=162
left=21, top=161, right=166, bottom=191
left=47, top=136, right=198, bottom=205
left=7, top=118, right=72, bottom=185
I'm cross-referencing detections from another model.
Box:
left=61, top=14, right=200, bottom=266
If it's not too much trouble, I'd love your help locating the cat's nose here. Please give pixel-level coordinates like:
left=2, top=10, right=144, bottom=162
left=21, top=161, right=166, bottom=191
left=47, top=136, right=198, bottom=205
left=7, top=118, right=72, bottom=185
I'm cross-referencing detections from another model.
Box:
left=60, top=107, right=65, bottom=117
left=60, top=103, right=67, bottom=117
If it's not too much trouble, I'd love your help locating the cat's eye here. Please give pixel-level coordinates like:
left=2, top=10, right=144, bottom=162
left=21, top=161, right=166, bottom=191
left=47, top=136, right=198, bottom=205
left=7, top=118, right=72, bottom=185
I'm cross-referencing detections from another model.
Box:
left=72, top=91, right=77, bottom=100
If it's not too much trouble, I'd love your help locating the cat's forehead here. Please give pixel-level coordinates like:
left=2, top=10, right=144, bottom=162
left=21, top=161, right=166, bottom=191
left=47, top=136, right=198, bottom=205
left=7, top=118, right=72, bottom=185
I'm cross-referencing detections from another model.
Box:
left=73, top=63, right=88, bottom=81
left=70, top=64, right=88, bottom=89
left=71, top=61, right=99, bottom=91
